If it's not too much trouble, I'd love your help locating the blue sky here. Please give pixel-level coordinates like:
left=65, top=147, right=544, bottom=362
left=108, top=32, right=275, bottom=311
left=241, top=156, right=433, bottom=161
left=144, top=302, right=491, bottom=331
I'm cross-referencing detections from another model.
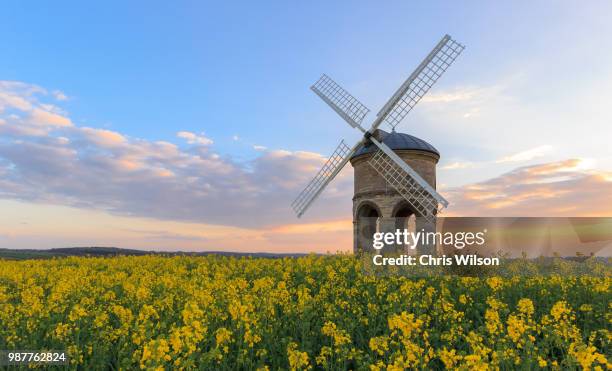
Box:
left=3, top=1, right=608, bottom=160
left=1, top=1, right=611, bottom=251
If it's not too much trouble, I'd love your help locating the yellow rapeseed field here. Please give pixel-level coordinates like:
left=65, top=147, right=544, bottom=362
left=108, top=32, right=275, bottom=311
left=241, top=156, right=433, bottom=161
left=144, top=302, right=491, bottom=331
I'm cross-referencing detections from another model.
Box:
left=0, top=255, right=610, bottom=370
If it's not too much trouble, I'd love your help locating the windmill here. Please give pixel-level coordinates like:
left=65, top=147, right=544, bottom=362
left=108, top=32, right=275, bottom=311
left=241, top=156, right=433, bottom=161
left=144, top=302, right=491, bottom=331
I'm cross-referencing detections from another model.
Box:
left=291, top=34, right=464, bottom=229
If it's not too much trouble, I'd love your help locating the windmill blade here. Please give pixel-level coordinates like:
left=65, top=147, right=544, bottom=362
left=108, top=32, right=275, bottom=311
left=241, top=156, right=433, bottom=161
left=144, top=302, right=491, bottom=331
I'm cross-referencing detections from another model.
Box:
left=311, top=74, right=370, bottom=129
left=370, top=136, right=448, bottom=207
left=368, top=137, right=448, bottom=223
left=371, top=34, right=465, bottom=132
left=369, top=148, right=441, bottom=224
left=292, top=139, right=358, bottom=217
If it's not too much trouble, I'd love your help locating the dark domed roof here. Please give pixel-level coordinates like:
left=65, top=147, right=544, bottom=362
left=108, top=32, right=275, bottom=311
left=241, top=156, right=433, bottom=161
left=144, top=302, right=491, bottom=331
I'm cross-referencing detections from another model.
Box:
left=351, top=129, right=440, bottom=159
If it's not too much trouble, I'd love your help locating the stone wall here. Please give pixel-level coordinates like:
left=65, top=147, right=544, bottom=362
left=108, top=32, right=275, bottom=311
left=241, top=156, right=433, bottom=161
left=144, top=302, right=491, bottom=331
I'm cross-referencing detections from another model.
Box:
left=350, top=149, right=439, bottom=253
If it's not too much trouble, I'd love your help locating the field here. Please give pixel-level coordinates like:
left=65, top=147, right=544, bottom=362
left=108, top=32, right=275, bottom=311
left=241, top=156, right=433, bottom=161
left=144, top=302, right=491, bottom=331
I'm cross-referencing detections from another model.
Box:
left=0, top=255, right=610, bottom=370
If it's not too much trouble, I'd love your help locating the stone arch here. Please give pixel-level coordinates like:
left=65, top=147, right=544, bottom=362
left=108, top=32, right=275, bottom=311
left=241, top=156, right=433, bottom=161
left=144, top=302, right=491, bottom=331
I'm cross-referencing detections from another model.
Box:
left=392, top=200, right=418, bottom=218
left=356, top=200, right=382, bottom=219
left=354, top=201, right=381, bottom=252
left=392, top=201, right=418, bottom=233
left=392, top=200, right=437, bottom=255
left=392, top=201, right=420, bottom=253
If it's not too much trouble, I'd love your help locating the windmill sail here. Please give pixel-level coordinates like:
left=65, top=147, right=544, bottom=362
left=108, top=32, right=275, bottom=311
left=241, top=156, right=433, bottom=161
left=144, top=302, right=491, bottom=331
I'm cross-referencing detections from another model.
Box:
left=311, top=74, right=370, bottom=129
left=369, top=136, right=448, bottom=207
left=372, top=35, right=464, bottom=131
left=359, top=34, right=463, bottom=219
left=368, top=141, right=444, bottom=224
left=292, top=139, right=356, bottom=217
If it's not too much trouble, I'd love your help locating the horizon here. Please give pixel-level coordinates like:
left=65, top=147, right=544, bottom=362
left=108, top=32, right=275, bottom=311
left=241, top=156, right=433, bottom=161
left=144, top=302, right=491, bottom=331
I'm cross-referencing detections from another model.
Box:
left=1, top=1, right=612, bottom=253
left=2, top=245, right=609, bottom=258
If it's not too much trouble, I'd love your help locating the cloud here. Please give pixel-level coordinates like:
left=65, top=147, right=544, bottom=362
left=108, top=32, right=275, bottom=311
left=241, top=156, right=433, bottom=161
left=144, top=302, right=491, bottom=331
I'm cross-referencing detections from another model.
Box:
left=441, top=161, right=475, bottom=170
left=79, top=127, right=127, bottom=147
left=0, top=81, right=352, bottom=229
left=421, top=87, right=482, bottom=103
left=0, top=81, right=73, bottom=137
left=253, top=145, right=267, bottom=151
left=415, top=70, right=612, bottom=192
left=52, top=90, right=69, bottom=101
left=176, top=131, right=213, bottom=146
left=419, top=84, right=508, bottom=120
left=120, top=227, right=209, bottom=242
left=445, top=159, right=612, bottom=216
left=4, top=80, right=609, bottom=242
left=497, top=145, right=553, bottom=163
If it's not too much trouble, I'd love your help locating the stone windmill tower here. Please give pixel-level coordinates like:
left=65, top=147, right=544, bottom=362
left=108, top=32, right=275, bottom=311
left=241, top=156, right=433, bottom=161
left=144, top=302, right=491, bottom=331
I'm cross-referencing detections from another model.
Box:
left=291, top=35, right=464, bottom=254
left=350, top=129, right=440, bottom=252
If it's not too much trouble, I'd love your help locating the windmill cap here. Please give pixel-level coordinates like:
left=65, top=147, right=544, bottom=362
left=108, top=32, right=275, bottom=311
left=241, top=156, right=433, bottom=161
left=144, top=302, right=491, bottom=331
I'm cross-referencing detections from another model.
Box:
left=351, top=129, right=440, bottom=159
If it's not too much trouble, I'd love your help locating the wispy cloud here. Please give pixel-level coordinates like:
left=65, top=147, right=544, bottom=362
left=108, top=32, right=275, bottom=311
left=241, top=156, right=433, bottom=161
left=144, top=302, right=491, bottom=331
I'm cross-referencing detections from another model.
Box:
left=176, top=131, right=214, bottom=146
left=419, top=84, right=509, bottom=120
left=496, top=145, right=553, bottom=163
left=421, top=86, right=482, bottom=103
left=441, top=161, right=475, bottom=170
left=441, top=143, right=554, bottom=174
left=52, top=90, right=69, bottom=101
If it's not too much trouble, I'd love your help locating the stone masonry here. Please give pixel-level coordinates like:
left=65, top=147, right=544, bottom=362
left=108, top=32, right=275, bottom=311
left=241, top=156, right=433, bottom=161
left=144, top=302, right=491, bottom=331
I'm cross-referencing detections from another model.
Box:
left=350, top=139, right=439, bottom=254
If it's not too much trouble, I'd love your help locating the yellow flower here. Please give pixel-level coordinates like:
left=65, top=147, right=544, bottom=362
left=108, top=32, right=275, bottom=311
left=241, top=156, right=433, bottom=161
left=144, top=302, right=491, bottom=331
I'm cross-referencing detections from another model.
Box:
left=315, top=346, right=332, bottom=366
left=369, top=336, right=389, bottom=356
left=54, top=322, right=71, bottom=340
left=321, top=321, right=351, bottom=347
left=287, top=342, right=311, bottom=370
left=68, top=304, right=87, bottom=322
left=569, top=343, right=609, bottom=370
left=485, top=309, right=501, bottom=335
left=486, top=276, right=503, bottom=291
left=550, top=300, right=572, bottom=321
left=0, top=253, right=610, bottom=370
left=507, top=314, right=528, bottom=343
left=169, top=330, right=182, bottom=354
left=438, top=347, right=462, bottom=369
left=517, top=298, right=534, bottom=316
left=538, top=357, right=547, bottom=367
left=215, top=327, right=232, bottom=349
left=388, top=312, right=423, bottom=338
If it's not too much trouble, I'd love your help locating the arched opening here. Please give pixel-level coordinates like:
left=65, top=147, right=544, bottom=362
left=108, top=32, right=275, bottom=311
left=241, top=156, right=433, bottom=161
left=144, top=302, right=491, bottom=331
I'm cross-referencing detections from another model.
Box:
left=393, top=202, right=418, bottom=253
left=356, top=202, right=381, bottom=252
left=393, top=201, right=418, bottom=231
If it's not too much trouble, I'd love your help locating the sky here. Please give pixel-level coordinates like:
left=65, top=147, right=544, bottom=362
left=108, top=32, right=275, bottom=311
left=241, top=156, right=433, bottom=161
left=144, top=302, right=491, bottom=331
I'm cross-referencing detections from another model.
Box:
left=1, top=1, right=611, bottom=252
